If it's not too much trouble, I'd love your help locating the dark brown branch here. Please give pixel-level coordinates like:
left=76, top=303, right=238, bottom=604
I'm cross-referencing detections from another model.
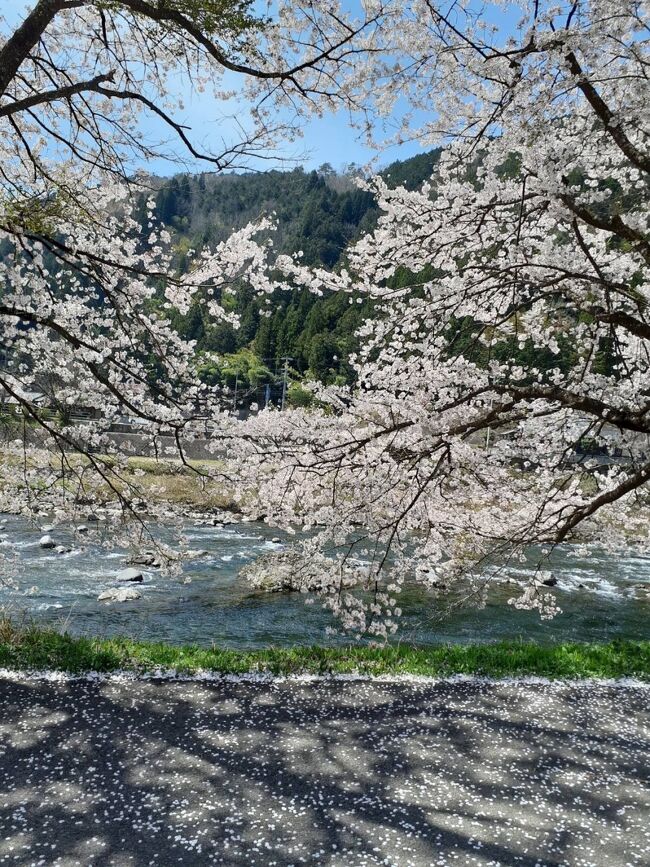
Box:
left=564, top=50, right=650, bottom=174
left=0, top=1, right=83, bottom=96
left=554, top=462, right=650, bottom=542
left=502, top=384, right=650, bottom=434
left=0, top=70, right=115, bottom=118
left=116, top=0, right=370, bottom=84
left=95, top=84, right=225, bottom=167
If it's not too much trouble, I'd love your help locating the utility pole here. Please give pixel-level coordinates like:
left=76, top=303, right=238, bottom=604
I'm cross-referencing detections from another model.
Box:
left=232, top=371, right=239, bottom=416
left=280, top=356, right=292, bottom=411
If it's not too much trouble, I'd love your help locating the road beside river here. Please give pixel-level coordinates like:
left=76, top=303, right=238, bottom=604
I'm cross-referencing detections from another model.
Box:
left=1, top=675, right=648, bottom=866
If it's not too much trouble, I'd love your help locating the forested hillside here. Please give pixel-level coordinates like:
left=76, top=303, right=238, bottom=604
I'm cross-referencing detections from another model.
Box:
left=142, top=150, right=442, bottom=404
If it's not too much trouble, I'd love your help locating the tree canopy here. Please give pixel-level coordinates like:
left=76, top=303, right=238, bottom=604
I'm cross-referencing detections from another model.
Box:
left=1, top=0, right=649, bottom=637
left=230, top=0, right=650, bottom=636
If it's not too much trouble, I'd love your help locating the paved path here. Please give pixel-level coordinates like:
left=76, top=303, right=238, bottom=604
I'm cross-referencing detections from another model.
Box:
left=0, top=676, right=648, bottom=867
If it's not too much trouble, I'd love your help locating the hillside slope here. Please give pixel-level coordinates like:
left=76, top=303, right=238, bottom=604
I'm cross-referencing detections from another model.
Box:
left=144, top=151, right=441, bottom=402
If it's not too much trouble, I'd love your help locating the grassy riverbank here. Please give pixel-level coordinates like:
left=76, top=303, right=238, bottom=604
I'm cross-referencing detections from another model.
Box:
left=0, top=450, right=238, bottom=512
left=0, top=622, right=648, bottom=679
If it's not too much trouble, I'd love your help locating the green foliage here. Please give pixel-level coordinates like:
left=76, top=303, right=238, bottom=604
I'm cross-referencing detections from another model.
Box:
left=3, top=192, right=75, bottom=236
left=136, top=151, right=459, bottom=388
left=380, top=148, right=443, bottom=190
left=142, top=164, right=388, bottom=385
left=197, top=347, right=273, bottom=389
left=307, top=333, right=338, bottom=382
left=0, top=620, right=648, bottom=679
left=286, top=382, right=314, bottom=408
left=100, top=0, right=263, bottom=40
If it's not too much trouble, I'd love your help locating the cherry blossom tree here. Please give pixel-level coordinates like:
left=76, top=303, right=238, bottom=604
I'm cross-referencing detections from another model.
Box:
left=0, top=0, right=409, bottom=535
left=232, top=0, right=650, bottom=635
left=2, top=0, right=649, bottom=634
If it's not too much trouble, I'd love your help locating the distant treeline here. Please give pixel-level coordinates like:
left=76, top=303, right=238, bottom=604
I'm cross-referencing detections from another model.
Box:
left=135, top=150, right=442, bottom=394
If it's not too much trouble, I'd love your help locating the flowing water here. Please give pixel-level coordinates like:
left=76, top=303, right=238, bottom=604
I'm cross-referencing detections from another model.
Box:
left=0, top=514, right=648, bottom=648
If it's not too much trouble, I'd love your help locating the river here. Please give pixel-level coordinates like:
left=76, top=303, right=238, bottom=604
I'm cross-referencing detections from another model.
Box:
left=0, top=514, right=648, bottom=647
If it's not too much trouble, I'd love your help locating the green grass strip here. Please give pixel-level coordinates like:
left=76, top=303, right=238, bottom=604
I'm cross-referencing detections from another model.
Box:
left=0, top=624, right=648, bottom=679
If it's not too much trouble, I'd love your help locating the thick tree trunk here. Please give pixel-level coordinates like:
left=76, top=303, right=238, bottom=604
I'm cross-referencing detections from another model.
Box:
left=0, top=0, right=82, bottom=97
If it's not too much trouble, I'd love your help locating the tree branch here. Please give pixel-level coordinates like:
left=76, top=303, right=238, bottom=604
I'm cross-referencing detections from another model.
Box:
left=0, top=1, right=84, bottom=96
left=564, top=49, right=650, bottom=174
left=0, top=70, right=116, bottom=118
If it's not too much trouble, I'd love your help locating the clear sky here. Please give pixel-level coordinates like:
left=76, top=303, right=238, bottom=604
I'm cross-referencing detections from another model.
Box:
left=1, top=0, right=426, bottom=175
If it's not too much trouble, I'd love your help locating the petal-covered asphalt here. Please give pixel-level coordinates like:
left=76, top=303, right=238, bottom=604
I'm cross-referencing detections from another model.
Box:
left=0, top=677, right=648, bottom=867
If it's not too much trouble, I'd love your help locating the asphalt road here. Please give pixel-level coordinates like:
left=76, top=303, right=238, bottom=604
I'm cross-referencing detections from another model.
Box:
left=0, top=676, right=648, bottom=867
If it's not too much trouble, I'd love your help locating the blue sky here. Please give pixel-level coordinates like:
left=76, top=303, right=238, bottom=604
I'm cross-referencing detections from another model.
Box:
left=2, top=0, right=425, bottom=175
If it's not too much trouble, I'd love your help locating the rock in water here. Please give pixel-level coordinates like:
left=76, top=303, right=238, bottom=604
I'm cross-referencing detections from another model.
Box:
left=55, top=545, right=71, bottom=555
left=541, top=576, right=558, bottom=587
left=98, top=587, right=142, bottom=603
left=183, top=549, right=208, bottom=560
left=240, top=549, right=323, bottom=594
left=39, top=535, right=55, bottom=549
left=76, top=525, right=88, bottom=533
left=116, top=567, right=144, bottom=583
left=126, top=552, right=160, bottom=568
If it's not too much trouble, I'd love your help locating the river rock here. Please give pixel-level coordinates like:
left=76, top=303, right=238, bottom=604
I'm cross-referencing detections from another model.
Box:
left=41, top=525, right=55, bottom=533
left=76, top=525, right=88, bottom=533
left=117, top=567, right=144, bottom=583
left=239, top=549, right=322, bottom=594
left=541, top=576, right=558, bottom=587
left=183, top=549, right=208, bottom=560
left=39, top=535, right=55, bottom=549
left=55, top=545, right=71, bottom=555
left=252, top=573, right=301, bottom=592
left=98, top=586, right=142, bottom=603
left=126, top=552, right=160, bottom=568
